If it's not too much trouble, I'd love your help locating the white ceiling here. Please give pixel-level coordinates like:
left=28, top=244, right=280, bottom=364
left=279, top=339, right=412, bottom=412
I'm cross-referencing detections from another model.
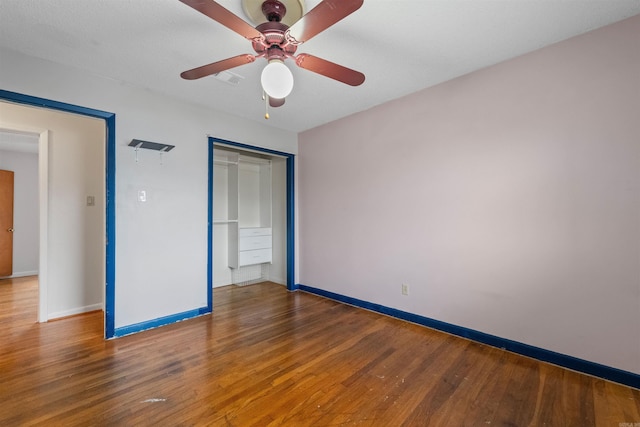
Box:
left=0, top=0, right=639, bottom=133
left=0, top=130, right=39, bottom=154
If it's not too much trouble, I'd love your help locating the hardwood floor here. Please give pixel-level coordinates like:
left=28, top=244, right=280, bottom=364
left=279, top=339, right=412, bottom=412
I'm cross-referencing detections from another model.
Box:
left=1, top=276, right=638, bottom=426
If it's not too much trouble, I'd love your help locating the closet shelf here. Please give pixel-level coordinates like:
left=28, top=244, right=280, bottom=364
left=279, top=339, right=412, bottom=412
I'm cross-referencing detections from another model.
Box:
left=213, top=219, right=239, bottom=224
left=238, top=156, right=270, bottom=165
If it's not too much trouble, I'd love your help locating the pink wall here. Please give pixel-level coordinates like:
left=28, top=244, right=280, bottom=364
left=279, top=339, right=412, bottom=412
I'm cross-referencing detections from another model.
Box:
left=298, top=15, right=640, bottom=374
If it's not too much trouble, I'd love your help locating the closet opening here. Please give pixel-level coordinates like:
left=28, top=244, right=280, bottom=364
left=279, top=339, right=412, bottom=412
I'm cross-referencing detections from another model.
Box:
left=209, top=138, right=294, bottom=295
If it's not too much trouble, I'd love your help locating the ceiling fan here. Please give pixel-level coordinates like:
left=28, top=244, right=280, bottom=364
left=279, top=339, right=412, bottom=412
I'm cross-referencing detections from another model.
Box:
left=178, top=0, right=365, bottom=112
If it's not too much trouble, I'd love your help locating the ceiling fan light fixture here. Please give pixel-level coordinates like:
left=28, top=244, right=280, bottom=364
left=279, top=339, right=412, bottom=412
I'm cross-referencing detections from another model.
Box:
left=261, top=59, right=294, bottom=99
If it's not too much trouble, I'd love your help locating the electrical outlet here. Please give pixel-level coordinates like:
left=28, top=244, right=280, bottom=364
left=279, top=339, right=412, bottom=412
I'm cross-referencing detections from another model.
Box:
left=401, top=284, right=409, bottom=296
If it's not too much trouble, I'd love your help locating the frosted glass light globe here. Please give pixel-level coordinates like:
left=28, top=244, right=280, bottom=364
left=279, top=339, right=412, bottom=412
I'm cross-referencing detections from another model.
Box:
left=261, top=60, right=294, bottom=99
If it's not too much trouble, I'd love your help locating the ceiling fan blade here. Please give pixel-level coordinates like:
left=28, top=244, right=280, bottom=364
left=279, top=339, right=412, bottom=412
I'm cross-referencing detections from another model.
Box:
left=181, top=54, right=256, bottom=80
left=269, top=97, right=285, bottom=108
left=286, top=0, right=364, bottom=44
left=295, top=53, right=365, bottom=86
left=179, top=0, right=264, bottom=41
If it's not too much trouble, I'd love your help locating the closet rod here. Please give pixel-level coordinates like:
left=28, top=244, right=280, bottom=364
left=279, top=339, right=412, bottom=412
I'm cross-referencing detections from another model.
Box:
left=213, top=159, right=239, bottom=165
left=238, top=156, right=270, bottom=165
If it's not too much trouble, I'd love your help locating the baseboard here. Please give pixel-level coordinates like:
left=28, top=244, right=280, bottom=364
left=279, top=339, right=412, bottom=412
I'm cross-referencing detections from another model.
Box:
left=296, top=284, right=640, bottom=390
left=113, top=306, right=211, bottom=338
left=48, top=303, right=103, bottom=320
left=2, top=270, right=39, bottom=279
left=214, top=277, right=286, bottom=287
left=268, top=275, right=286, bottom=285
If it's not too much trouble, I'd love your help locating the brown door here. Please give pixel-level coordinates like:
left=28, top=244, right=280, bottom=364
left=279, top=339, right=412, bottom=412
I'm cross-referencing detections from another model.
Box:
left=0, top=170, right=14, bottom=277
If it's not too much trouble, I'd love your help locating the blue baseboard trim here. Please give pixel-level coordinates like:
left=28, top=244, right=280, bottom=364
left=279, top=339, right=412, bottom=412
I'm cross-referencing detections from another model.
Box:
left=112, top=306, right=210, bottom=338
left=296, top=284, right=640, bottom=390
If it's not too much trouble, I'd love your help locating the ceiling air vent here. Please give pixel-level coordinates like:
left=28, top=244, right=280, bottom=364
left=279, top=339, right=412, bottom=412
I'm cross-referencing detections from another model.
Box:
left=213, top=70, right=244, bottom=86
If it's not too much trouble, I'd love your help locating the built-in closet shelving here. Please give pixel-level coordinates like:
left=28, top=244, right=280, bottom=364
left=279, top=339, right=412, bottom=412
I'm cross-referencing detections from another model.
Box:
left=213, top=149, right=272, bottom=269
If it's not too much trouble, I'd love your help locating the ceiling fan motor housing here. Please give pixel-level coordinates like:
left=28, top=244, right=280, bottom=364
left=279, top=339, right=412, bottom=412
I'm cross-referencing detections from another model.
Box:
left=253, top=21, right=297, bottom=60
left=262, top=0, right=287, bottom=22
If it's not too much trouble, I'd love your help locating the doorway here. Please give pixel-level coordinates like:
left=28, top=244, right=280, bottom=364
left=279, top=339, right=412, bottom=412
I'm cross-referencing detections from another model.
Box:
left=0, top=130, right=39, bottom=279
left=0, top=90, right=116, bottom=338
left=0, top=169, right=15, bottom=277
left=208, top=137, right=295, bottom=309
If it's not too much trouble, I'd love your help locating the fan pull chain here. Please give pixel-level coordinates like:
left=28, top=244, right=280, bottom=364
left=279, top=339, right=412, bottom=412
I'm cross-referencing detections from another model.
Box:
left=263, top=91, right=270, bottom=120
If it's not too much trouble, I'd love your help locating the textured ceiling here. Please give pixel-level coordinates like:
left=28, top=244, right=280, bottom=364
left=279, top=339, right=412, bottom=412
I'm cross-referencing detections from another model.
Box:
left=0, top=0, right=639, bottom=133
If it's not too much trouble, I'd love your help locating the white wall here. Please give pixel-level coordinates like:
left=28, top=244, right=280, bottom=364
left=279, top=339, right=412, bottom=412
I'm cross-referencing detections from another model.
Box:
left=0, top=148, right=39, bottom=277
left=0, top=103, right=105, bottom=319
left=0, top=47, right=297, bottom=329
left=298, top=16, right=640, bottom=374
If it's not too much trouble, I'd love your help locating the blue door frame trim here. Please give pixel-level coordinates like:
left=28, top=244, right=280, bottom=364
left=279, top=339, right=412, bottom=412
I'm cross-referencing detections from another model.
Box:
left=0, top=89, right=117, bottom=338
left=208, top=137, right=296, bottom=293
left=207, top=138, right=214, bottom=310
left=297, top=284, right=640, bottom=389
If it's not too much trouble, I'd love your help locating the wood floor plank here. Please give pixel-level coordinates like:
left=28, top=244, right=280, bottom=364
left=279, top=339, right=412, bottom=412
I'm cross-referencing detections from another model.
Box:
left=1, top=276, right=639, bottom=426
